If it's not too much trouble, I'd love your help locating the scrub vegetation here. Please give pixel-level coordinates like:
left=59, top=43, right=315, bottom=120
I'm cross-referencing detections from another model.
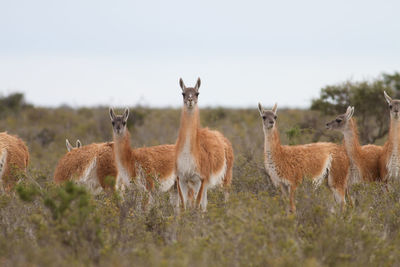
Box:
left=1, top=72, right=400, bottom=266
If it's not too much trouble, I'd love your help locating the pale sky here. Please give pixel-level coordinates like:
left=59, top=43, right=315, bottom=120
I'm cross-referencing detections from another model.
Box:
left=0, top=0, right=399, bottom=108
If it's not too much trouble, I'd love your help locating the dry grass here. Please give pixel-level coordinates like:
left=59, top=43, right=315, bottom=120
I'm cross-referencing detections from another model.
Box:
left=1, top=105, right=400, bottom=266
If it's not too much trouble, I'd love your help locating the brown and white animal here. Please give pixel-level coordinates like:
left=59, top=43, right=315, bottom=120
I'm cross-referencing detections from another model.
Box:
left=326, top=106, right=382, bottom=184
left=175, top=78, right=234, bottom=211
left=258, top=103, right=349, bottom=212
left=0, top=132, right=29, bottom=192
left=66, top=139, right=82, bottom=152
left=54, top=140, right=117, bottom=193
left=109, top=108, right=176, bottom=199
left=380, top=91, right=400, bottom=182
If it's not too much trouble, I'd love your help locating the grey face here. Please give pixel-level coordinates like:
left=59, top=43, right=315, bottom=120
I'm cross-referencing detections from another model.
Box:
left=325, top=106, right=354, bottom=131
left=390, top=100, right=400, bottom=119
left=109, top=108, right=129, bottom=135
left=326, top=114, right=347, bottom=131
left=385, top=91, right=400, bottom=119
left=258, top=103, right=278, bottom=130
left=179, top=78, right=201, bottom=109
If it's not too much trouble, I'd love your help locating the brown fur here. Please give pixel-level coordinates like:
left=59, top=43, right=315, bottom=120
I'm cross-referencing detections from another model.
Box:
left=112, top=125, right=176, bottom=191
left=175, top=106, right=234, bottom=210
left=326, top=108, right=382, bottom=183
left=264, top=128, right=349, bottom=211
left=175, top=78, right=234, bottom=210
left=0, top=132, right=29, bottom=192
left=326, top=145, right=349, bottom=203
left=379, top=118, right=400, bottom=181
left=54, top=142, right=117, bottom=191
left=343, top=119, right=382, bottom=183
left=259, top=103, right=349, bottom=212
left=378, top=91, right=400, bottom=182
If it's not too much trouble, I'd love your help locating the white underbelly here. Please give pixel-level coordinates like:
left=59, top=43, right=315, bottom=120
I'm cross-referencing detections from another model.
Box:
left=312, top=155, right=332, bottom=187
left=78, top=158, right=102, bottom=194
left=265, top=151, right=331, bottom=188
left=208, top=159, right=227, bottom=187
left=177, top=150, right=198, bottom=179
left=158, top=172, right=176, bottom=192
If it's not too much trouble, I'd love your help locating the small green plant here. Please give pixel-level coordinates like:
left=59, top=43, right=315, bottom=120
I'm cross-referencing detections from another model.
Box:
left=2, top=94, right=400, bottom=266
left=286, top=125, right=302, bottom=145
left=43, top=181, right=92, bottom=220
left=15, top=182, right=39, bottom=202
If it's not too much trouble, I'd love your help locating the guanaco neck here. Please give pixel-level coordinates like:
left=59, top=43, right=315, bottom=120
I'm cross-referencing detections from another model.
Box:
left=263, top=126, right=282, bottom=161
left=386, top=116, right=400, bottom=154
left=113, top=129, right=135, bottom=178
left=342, top=118, right=362, bottom=167
left=176, top=106, right=200, bottom=154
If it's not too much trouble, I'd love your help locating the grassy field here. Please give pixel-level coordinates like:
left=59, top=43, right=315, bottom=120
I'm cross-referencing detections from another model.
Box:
left=1, top=104, right=400, bottom=266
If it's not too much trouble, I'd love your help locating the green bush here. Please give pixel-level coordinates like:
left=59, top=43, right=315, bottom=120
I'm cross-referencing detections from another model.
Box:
left=311, top=72, right=400, bottom=144
left=0, top=92, right=399, bottom=266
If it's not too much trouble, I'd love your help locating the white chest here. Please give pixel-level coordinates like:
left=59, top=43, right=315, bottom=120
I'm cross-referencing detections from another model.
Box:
left=343, top=137, right=363, bottom=185
left=177, top=136, right=198, bottom=177
left=264, top=149, right=287, bottom=187
left=387, top=147, right=400, bottom=180
left=347, top=162, right=362, bottom=185
left=115, top=155, right=131, bottom=190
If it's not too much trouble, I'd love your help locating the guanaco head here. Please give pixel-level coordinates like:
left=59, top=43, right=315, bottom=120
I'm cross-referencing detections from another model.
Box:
left=179, top=78, right=201, bottom=110
left=109, top=108, right=129, bottom=136
left=66, top=139, right=82, bottom=152
left=258, top=102, right=278, bottom=131
left=384, top=91, right=400, bottom=119
left=325, top=106, right=354, bottom=131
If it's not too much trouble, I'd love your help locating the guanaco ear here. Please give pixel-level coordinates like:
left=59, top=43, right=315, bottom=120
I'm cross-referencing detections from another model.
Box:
left=195, top=77, right=201, bottom=91
left=179, top=78, right=186, bottom=91
left=123, top=108, right=129, bottom=123
left=384, top=91, right=392, bottom=105
left=350, top=106, right=355, bottom=118
left=258, top=102, right=264, bottom=117
left=272, top=103, right=278, bottom=114
left=345, top=106, right=354, bottom=120
left=109, top=108, right=116, bottom=121
left=76, top=140, right=82, bottom=148
left=66, top=139, right=73, bottom=152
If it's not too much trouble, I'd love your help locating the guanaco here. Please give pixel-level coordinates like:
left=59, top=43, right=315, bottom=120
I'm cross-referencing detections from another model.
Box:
left=0, top=132, right=29, bottom=192
left=380, top=91, right=400, bottom=182
left=54, top=140, right=117, bottom=193
left=258, top=103, right=349, bottom=212
left=109, top=108, right=177, bottom=205
left=326, top=106, right=382, bottom=184
left=175, top=78, right=234, bottom=211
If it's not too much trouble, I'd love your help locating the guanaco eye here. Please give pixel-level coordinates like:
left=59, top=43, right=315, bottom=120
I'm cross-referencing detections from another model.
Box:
left=112, top=121, right=115, bottom=126
left=122, top=122, right=126, bottom=126
left=262, top=116, right=266, bottom=120
left=390, top=104, right=393, bottom=109
left=336, top=119, right=342, bottom=123
left=182, top=93, right=186, bottom=97
left=195, top=92, right=199, bottom=96
left=274, top=115, right=277, bottom=120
